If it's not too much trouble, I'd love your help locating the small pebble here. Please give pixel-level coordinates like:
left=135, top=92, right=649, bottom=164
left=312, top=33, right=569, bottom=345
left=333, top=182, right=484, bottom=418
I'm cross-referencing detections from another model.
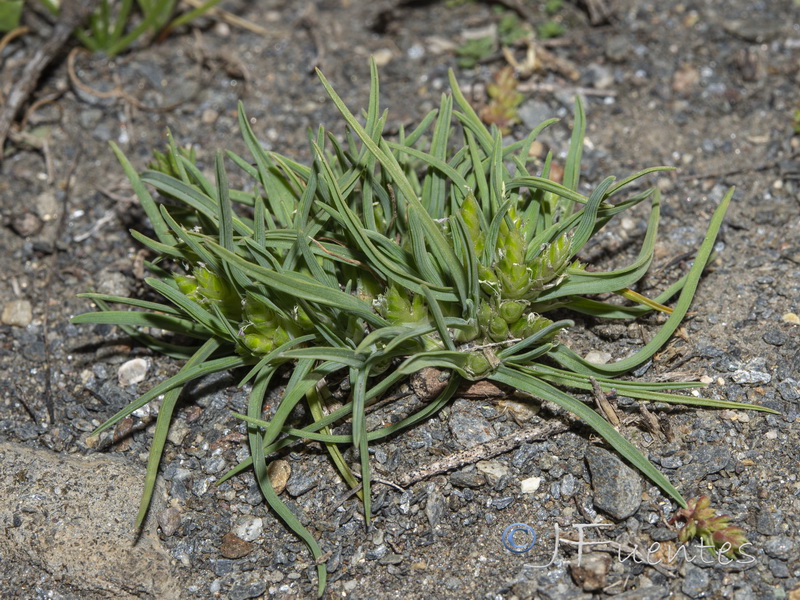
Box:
left=232, top=516, right=263, bottom=542
left=118, top=358, right=149, bottom=386
left=585, top=351, right=612, bottom=364
left=267, top=459, right=291, bottom=494
left=425, top=486, right=446, bottom=527
left=682, top=564, right=710, bottom=598
left=2, top=299, right=33, bottom=327
left=476, top=460, right=509, bottom=484
left=448, top=404, right=496, bottom=448
left=570, top=552, right=611, bottom=591
left=156, top=507, right=182, bottom=537
left=220, top=532, right=254, bottom=559
left=782, top=313, right=800, bottom=325
left=372, top=48, right=394, bottom=66
left=762, top=329, right=788, bottom=346
left=201, top=109, right=219, bottom=124
left=763, top=536, right=794, bottom=560
left=520, top=476, right=541, bottom=494
left=228, top=580, right=266, bottom=600
left=10, top=212, right=43, bottom=237
left=731, top=369, right=771, bottom=384
left=285, top=470, right=317, bottom=497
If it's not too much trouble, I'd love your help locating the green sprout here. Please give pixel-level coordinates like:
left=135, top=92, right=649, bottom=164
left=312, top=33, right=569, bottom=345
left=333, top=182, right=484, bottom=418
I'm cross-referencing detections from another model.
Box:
left=73, top=61, right=775, bottom=596
left=497, top=11, right=529, bottom=46
left=0, top=0, right=23, bottom=32
left=545, top=0, right=564, bottom=16
left=537, top=20, right=566, bottom=39
left=37, top=0, right=223, bottom=57
left=455, top=35, right=495, bottom=68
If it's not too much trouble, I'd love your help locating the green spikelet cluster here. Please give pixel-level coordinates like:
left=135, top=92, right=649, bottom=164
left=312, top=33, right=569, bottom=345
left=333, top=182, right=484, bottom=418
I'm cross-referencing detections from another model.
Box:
left=240, top=296, right=296, bottom=355
left=458, top=193, right=568, bottom=344
left=376, top=286, right=428, bottom=325
left=176, top=267, right=241, bottom=319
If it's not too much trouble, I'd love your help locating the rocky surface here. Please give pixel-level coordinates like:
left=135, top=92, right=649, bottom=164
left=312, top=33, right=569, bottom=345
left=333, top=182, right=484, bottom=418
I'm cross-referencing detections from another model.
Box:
left=1, top=1, right=800, bottom=599
left=0, top=441, right=181, bottom=599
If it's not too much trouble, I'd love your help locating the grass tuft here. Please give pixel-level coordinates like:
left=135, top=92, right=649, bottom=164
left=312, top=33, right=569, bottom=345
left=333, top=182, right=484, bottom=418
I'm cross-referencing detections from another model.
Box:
left=73, top=60, right=774, bottom=596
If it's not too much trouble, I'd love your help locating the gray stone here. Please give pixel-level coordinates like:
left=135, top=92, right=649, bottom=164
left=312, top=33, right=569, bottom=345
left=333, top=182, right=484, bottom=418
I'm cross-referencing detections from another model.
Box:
left=731, top=369, right=771, bottom=384
left=768, top=558, right=790, bottom=578
left=677, top=445, right=731, bottom=483
left=448, top=404, right=496, bottom=448
left=425, top=485, right=446, bottom=528
left=762, top=329, right=788, bottom=346
left=756, top=510, right=784, bottom=536
left=511, top=442, right=543, bottom=469
left=96, top=269, right=131, bottom=298
left=232, top=515, right=263, bottom=542
left=560, top=473, right=577, bottom=497
left=518, top=100, right=554, bottom=131
left=449, top=467, right=485, bottom=488
left=285, top=470, right=317, bottom=497
left=777, top=379, right=799, bottom=402
left=365, top=544, right=388, bottom=560
left=650, top=527, right=678, bottom=542
left=604, top=34, right=630, bottom=62
left=681, top=564, right=710, bottom=598
left=610, top=586, right=668, bottom=600
left=0, top=440, right=181, bottom=599
left=202, top=455, right=227, bottom=474
left=763, top=536, right=793, bottom=560
left=492, top=496, right=514, bottom=510
left=733, top=585, right=757, bottom=600
left=723, top=18, right=782, bottom=42
left=157, top=507, right=182, bottom=537
left=586, top=446, right=643, bottom=520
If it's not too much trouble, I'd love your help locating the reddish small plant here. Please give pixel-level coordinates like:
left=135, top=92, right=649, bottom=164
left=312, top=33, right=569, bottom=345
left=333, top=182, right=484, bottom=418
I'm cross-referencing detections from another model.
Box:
left=479, top=66, right=523, bottom=134
left=670, top=496, right=749, bottom=558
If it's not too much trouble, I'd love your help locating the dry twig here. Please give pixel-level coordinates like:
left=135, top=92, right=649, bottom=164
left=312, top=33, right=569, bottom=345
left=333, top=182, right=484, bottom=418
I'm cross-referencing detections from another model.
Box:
left=394, top=419, right=571, bottom=487
left=0, top=0, right=97, bottom=161
left=590, top=376, right=620, bottom=428
left=66, top=47, right=198, bottom=112
left=181, top=0, right=269, bottom=36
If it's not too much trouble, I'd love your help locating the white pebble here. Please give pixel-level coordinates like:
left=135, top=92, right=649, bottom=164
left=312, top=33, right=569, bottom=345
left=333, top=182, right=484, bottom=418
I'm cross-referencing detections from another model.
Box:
left=585, top=351, right=612, bottom=364
left=233, top=516, right=263, bottom=542
left=520, top=476, right=541, bottom=494
left=118, top=358, right=149, bottom=386
left=2, top=299, right=32, bottom=327
left=372, top=48, right=394, bottom=67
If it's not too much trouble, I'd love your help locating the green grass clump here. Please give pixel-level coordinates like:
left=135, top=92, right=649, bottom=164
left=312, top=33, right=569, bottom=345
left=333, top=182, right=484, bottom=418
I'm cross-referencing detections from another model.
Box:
left=38, top=0, right=223, bottom=57
left=73, top=61, right=773, bottom=596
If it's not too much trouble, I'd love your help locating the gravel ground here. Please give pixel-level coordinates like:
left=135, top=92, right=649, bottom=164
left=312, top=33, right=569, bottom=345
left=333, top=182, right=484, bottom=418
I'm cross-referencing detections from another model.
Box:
left=1, top=1, right=799, bottom=599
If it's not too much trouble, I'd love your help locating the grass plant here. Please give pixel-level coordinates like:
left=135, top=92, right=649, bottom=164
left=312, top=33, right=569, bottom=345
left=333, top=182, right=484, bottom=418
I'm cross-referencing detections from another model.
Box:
left=73, top=61, right=773, bottom=595
left=38, top=0, right=223, bottom=57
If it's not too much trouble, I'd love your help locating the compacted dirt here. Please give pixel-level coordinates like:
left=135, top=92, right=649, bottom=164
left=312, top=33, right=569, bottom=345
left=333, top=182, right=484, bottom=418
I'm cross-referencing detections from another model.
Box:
left=1, top=1, right=799, bottom=599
